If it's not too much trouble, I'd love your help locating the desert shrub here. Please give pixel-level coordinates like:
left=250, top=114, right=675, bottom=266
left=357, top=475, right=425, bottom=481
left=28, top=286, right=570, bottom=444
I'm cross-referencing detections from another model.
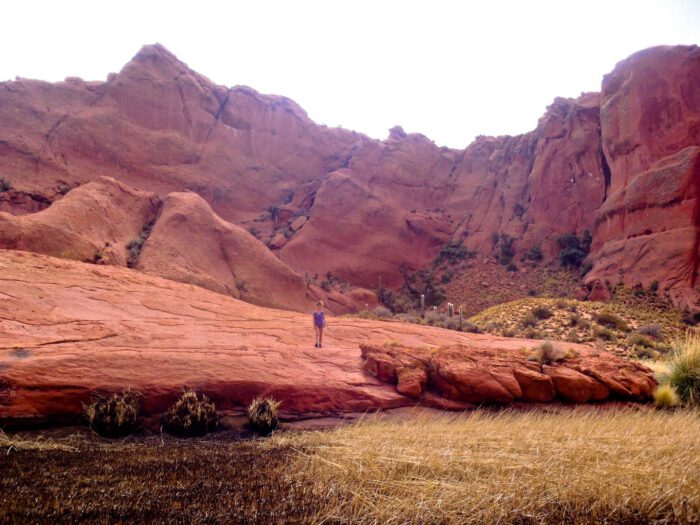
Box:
left=400, top=269, right=446, bottom=310
left=248, top=397, right=281, bottom=434
left=163, top=389, right=218, bottom=436
left=654, top=384, right=680, bottom=409
left=557, top=230, right=591, bottom=269
left=638, top=324, right=662, bottom=339
left=569, top=313, right=581, bottom=327
left=523, top=327, right=542, bottom=339
left=461, top=321, right=481, bottom=334
left=494, top=234, right=516, bottom=265
left=506, top=262, right=517, bottom=272
left=593, top=326, right=615, bottom=341
left=649, top=280, right=659, bottom=293
left=83, top=390, right=140, bottom=438
left=435, top=242, right=474, bottom=265
left=521, top=312, right=539, bottom=328
left=531, top=305, right=553, bottom=320
left=634, top=346, right=656, bottom=360
left=629, top=333, right=654, bottom=349
left=373, top=306, right=393, bottom=319
left=525, top=245, right=543, bottom=262
left=0, top=178, right=11, bottom=192
left=126, top=220, right=155, bottom=268
left=528, top=342, right=565, bottom=365
left=593, top=310, right=629, bottom=331
left=554, top=299, right=569, bottom=310
left=247, top=226, right=262, bottom=239
left=425, top=311, right=448, bottom=327
left=441, top=270, right=453, bottom=284
left=668, top=335, right=700, bottom=405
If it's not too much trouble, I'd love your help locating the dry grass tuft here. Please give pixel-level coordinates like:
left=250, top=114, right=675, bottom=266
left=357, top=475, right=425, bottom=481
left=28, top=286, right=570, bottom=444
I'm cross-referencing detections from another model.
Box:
left=247, top=397, right=281, bottom=435
left=527, top=341, right=565, bottom=365
left=275, top=409, right=700, bottom=524
left=83, top=390, right=140, bottom=437
left=163, top=389, right=218, bottom=436
left=0, top=429, right=78, bottom=453
left=668, top=333, right=700, bottom=405
left=654, top=384, right=680, bottom=408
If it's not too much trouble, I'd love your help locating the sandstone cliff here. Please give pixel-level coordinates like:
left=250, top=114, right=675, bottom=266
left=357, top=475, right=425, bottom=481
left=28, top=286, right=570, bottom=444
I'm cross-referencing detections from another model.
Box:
left=0, top=43, right=697, bottom=309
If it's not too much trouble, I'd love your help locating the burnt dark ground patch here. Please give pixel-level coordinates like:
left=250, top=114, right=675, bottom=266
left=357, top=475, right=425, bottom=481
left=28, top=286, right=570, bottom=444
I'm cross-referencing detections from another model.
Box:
left=0, top=439, right=332, bottom=524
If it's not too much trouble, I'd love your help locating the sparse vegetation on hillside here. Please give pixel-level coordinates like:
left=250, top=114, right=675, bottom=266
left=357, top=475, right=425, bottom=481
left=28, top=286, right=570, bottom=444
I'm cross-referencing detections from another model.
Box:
left=470, top=288, right=692, bottom=358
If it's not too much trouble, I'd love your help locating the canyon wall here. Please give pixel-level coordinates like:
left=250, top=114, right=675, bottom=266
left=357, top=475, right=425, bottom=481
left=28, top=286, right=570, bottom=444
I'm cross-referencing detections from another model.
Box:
left=0, top=44, right=697, bottom=309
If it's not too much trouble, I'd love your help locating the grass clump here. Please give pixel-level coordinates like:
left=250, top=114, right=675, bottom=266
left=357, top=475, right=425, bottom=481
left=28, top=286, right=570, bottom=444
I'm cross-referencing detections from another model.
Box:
left=163, top=389, right=218, bottom=436
left=527, top=341, right=565, bottom=365
left=639, top=323, right=662, bottom=339
left=248, top=397, right=281, bottom=434
left=83, top=390, right=140, bottom=437
left=520, top=311, right=538, bottom=328
left=531, top=305, right=553, bottom=320
left=593, top=310, right=629, bottom=331
left=654, top=384, right=680, bottom=409
left=668, top=334, right=700, bottom=405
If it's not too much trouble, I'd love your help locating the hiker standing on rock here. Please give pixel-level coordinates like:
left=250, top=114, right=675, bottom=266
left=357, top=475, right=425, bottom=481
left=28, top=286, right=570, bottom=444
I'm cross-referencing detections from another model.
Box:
left=313, top=301, right=326, bottom=348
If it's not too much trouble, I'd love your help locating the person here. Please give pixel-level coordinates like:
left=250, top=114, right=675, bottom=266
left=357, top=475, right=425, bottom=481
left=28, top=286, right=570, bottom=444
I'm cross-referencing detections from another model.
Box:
left=313, top=301, right=326, bottom=348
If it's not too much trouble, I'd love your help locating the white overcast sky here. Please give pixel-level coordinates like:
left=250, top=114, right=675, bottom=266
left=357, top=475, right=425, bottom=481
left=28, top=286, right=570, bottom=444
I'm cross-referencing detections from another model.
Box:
left=2, top=0, right=698, bottom=148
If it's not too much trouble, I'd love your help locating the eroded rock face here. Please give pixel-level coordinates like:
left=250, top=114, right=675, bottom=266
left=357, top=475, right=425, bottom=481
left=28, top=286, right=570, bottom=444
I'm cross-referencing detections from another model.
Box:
left=360, top=343, right=656, bottom=405
left=0, top=177, right=160, bottom=265
left=588, top=46, right=700, bottom=307
left=0, top=44, right=698, bottom=307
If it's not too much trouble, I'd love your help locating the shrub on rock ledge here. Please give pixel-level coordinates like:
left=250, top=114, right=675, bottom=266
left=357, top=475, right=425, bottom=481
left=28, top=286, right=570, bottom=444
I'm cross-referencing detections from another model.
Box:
left=163, top=389, right=218, bottom=436
left=83, top=390, right=140, bottom=437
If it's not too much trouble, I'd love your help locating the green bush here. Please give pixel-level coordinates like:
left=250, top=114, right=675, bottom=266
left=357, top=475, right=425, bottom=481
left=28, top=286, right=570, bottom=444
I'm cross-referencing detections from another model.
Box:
left=83, top=390, right=140, bottom=437
left=163, top=389, right=218, bottom=436
left=668, top=335, right=700, bottom=405
left=248, top=397, right=281, bottom=434
left=557, top=231, right=591, bottom=268
left=435, top=242, right=474, bottom=265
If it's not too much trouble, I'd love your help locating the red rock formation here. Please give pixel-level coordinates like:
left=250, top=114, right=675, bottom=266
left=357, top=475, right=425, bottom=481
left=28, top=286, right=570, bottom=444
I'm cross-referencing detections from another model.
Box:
left=137, top=191, right=315, bottom=312
left=0, top=177, right=159, bottom=265
left=0, top=251, right=656, bottom=426
left=360, top=343, right=656, bottom=405
left=588, top=46, right=700, bottom=308
left=0, top=43, right=698, bottom=309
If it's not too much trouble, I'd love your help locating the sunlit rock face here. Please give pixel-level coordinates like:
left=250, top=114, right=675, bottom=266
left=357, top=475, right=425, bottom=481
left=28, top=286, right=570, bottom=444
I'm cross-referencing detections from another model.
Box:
left=0, top=43, right=697, bottom=308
